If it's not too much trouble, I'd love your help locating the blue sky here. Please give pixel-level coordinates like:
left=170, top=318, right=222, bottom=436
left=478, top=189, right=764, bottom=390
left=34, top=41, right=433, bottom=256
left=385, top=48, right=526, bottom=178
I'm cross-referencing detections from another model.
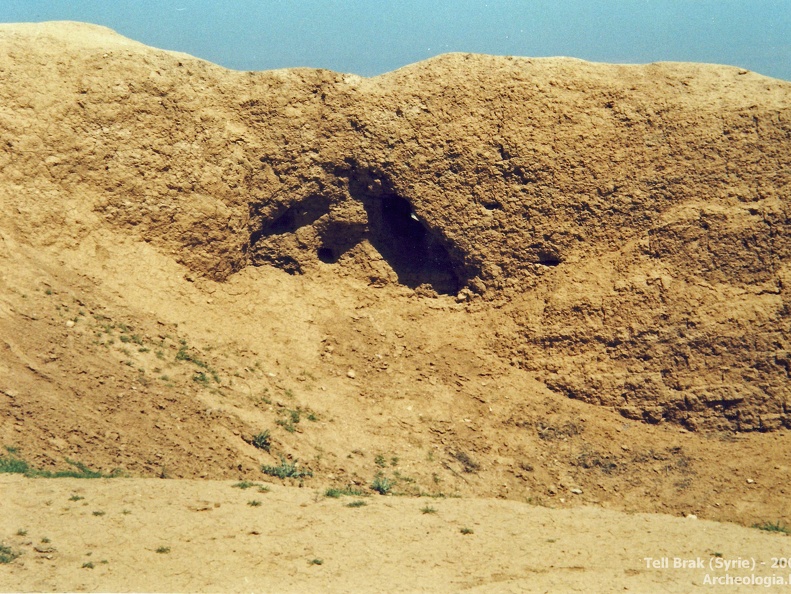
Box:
left=2, top=0, right=790, bottom=81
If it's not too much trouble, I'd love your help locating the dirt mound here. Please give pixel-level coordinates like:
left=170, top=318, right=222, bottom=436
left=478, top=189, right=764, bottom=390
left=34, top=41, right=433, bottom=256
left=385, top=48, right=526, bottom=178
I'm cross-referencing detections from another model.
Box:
left=1, top=22, right=791, bottom=537
left=2, top=22, right=788, bottom=434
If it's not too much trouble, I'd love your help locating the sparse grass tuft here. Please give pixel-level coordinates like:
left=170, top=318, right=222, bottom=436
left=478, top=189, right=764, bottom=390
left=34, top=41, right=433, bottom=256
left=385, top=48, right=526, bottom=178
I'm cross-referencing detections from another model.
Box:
left=92, top=511, right=105, bottom=517
left=0, top=455, right=118, bottom=479
left=420, top=505, right=437, bottom=514
left=251, top=430, right=271, bottom=452
left=232, top=481, right=258, bottom=489
left=460, top=527, right=474, bottom=535
left=82, top=562, right=94, bottom=569
left=276, top=409, right=301, bottom=433
left=248, top=500, right=262, bottom=507
left=309, top=558, right=323, bottom=565
left=325, top=486, right=367, bottom=498
left=753, top=521, right=790, bottom=535
left=69, top=494, right=85, bottom=502
left=346, top=500, right=367, bottom=508
left=155, top=546, right=171, bottom=554
left=262, top=458, right=312, bottom=479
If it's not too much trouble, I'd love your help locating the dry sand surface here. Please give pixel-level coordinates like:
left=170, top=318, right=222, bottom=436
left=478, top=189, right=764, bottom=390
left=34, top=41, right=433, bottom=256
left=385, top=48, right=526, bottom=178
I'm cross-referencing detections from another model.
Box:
left=3, top=474, right=791, bottom=593
left=1, top=21, right=790, bottom=592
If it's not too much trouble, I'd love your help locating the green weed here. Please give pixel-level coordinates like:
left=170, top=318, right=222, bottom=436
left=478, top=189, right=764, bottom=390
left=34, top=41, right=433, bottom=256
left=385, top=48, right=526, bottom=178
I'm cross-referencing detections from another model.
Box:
left=262, top=458, right=312, bottom=479
left=0, top=545, right=19, bottom=564
left=371, top=474, right=393, bottom=495
left=0, top=455, right=119, bottom=479
left=251, top=431, right=271, bottom=452
left=325, top=486, right=367, bottom=498
left=753, top=521, right=790, bottom=535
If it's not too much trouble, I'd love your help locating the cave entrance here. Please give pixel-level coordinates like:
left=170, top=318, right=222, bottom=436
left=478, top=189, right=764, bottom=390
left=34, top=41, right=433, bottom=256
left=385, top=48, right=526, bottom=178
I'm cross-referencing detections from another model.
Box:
left=349, top=178, right=460, bottom=294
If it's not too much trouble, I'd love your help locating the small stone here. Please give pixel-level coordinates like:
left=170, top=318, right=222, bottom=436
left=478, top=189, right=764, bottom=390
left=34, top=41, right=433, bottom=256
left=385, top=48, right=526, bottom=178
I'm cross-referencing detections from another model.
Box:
left=746, top=478, right=755, bottom=484
left=65, top=320, right=75, bottom=327
left=686, top=514, right=698, bottom=520
left=570, top=488, right=583, bottom=495
left=346, top=369, right=356, bottom=379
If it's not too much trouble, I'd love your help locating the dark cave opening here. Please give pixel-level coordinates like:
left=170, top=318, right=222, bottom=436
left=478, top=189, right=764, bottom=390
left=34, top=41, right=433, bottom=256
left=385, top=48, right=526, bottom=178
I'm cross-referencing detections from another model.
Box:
left=317, top=246, right=337, bottom=263
left=349, top=178, right=461, bottom=295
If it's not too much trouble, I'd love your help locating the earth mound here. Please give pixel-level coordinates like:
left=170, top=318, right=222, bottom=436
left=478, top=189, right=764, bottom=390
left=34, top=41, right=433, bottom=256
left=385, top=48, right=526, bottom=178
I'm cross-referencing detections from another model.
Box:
left=1, top=22, right=790, bottom=530
left=2, top=22, right=788, bottom=433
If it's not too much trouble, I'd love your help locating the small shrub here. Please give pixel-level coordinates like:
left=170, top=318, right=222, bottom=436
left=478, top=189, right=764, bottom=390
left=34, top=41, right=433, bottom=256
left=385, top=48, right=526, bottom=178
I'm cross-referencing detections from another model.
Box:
left=460, top=527, right=474, bottom=535
left=420, top=505, right=437, bottom=514
left=374, top=454, right=386, bottom=468
left=248, top=500, right=262, bottom=507
left=69, top=494, right=85, bottom=502
left=0, top=545, right=19, bottom=564
left=252, top=431, right=271, bottom=452
left=309, top=558, right=323, bottom=565
left=155, top=546, right=171, bottom=554
left=92, top=511, right=105, bottom=516
left=371, top=474, right=393, bottom=495
left=346, top=500, right=367, bottom=508
left=82, top=562, right=94, bottom=569
left=262, top=457, right=312, bottom=479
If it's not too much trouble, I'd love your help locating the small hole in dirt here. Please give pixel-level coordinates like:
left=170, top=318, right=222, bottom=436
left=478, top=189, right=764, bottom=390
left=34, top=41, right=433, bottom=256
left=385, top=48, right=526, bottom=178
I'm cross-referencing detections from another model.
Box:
left=482, top=201, right=502, bottom=211
left=537, top=252, right=561, bottom=266
left=317, top=247, right=336, bottom=263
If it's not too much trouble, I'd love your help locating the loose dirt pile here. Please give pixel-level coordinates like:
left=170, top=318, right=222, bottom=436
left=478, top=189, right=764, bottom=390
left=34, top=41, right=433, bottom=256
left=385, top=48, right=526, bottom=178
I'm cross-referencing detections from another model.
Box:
left=0, top=21, right=790, bottom=592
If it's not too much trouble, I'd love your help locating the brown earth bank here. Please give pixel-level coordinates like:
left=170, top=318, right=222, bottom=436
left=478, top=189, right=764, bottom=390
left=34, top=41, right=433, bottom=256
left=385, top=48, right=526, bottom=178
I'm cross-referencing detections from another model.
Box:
left=0, top=20, right=790, bottom=592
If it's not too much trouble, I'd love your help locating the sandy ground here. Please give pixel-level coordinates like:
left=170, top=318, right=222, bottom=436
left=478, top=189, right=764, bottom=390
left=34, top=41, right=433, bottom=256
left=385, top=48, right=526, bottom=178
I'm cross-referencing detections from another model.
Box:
left=2, top=474, right=791, bottom=593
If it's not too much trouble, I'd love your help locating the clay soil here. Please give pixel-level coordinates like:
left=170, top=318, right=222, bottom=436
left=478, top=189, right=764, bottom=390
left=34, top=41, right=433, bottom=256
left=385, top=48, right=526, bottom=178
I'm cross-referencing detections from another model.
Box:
left=1, top=22, right=790, bottom=593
